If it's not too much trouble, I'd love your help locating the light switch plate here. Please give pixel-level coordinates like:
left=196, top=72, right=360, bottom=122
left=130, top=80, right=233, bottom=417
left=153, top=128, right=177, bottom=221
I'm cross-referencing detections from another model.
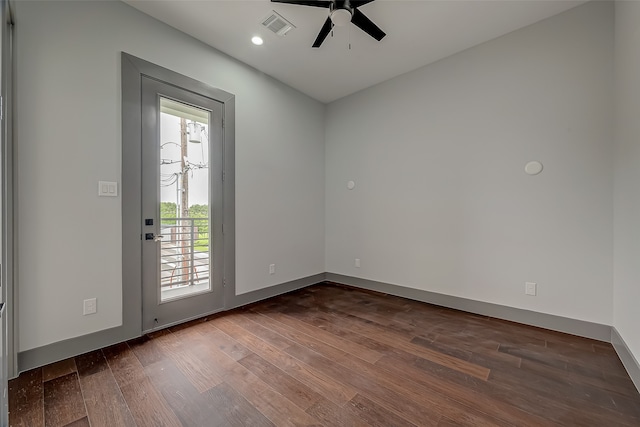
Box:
left=98, top=181, right=118, bottom=197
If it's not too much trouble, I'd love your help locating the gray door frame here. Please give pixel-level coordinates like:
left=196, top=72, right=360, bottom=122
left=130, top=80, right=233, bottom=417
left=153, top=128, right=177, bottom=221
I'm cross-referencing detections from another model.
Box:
left=140, top=77, right=225, bottom=332
left=1, top=0, right=13, bottom=422
left=122, top=53, right=236, bottom=336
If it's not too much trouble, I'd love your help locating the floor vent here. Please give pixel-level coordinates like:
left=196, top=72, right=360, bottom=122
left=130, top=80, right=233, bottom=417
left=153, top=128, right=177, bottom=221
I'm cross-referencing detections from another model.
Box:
left=261, top=11, right=296, bottom=37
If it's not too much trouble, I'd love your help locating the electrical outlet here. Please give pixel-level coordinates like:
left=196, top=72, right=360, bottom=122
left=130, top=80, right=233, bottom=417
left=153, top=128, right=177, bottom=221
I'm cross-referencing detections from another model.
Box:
left=83, top=298, right=97, bottom=315
left=269, top=264, right=276, bottom=275
left=525, top=282, right=537, bottom=296
left=355, top=258, right=361, bottom=268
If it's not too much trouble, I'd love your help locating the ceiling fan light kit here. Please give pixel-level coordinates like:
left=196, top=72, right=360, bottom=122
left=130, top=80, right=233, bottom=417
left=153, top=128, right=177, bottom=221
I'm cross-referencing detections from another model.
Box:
left=330, top=9, right=352, bottom=27
left=271, top=0, right=385, bottom=48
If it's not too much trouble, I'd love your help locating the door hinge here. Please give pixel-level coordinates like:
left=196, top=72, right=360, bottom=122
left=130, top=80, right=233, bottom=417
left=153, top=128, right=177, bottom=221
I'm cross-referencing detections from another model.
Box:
left=222, top=223, right=225, bottom=235
left=223, top=279, right=226, bottom=287
left=1, top=96, right=3, bottom=121
left=222, top=171, right=225, bottom=182
left=222, top=119, right=225, bottom=128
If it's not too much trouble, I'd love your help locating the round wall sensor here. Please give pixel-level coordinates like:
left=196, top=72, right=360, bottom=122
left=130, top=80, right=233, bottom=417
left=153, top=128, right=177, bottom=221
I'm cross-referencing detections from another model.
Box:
left=347, top=180, right=356, bottom=190
left=525, top=161, right=543, bottom=175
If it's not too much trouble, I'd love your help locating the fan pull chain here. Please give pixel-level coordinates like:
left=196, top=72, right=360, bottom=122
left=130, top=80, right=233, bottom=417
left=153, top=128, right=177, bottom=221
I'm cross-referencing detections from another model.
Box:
left=349, top=25, right=351, bottom=50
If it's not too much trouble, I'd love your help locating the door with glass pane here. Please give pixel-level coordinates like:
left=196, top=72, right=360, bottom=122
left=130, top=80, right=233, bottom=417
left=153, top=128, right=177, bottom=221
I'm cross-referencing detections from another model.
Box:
left=141, top=77, right=224, bottom=332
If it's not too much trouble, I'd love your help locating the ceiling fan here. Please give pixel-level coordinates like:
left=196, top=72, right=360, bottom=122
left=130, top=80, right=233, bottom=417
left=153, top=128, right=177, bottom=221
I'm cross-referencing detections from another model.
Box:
left=271, top=0, right=386, bottom=48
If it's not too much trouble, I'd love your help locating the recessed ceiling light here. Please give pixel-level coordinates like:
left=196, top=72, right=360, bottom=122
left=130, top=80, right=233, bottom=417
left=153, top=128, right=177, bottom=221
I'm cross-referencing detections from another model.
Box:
left=251, top=36, right=264, bottom=46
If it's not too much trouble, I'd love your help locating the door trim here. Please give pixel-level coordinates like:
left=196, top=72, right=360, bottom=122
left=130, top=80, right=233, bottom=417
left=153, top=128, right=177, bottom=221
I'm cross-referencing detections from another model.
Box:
left=122, top=53, right=236, bottom=336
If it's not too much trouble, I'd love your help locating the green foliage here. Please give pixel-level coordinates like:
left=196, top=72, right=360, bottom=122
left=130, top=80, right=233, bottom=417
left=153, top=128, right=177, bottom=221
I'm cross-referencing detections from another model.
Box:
left=160, top=202, right=177, bottom=225
left=189, top=204, right=208, bottom=218
left=189, top=204, right=209, bottom=252
left=160, top=202, right=210, bottom=253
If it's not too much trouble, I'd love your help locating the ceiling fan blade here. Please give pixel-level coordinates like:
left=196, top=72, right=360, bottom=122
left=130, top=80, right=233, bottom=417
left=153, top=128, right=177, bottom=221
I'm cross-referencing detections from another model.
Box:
left=313, top=16, right=334, bottom=48
left=271, top=0, right=332, bottom=8
left=350, top=0, right=376, bottom=8
left=351, top=8, right=385, bottom=41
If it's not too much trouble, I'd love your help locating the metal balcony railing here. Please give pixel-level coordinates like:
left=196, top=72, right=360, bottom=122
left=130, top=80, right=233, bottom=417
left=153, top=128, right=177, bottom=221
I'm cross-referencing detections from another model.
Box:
left=159, top=217, right=210, bottom=289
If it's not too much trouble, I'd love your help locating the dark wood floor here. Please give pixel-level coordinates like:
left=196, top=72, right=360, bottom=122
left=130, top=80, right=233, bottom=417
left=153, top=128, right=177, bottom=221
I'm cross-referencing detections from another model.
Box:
left=8, top=282, right=640, bottom=426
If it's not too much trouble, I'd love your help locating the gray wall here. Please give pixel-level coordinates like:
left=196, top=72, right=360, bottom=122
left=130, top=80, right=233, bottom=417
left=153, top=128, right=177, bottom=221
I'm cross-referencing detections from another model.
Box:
left=14, top=1, right=325, bottom=352
left=325, top=1, right=614, bottom=325
left=613, top=1, right=640, bottom=365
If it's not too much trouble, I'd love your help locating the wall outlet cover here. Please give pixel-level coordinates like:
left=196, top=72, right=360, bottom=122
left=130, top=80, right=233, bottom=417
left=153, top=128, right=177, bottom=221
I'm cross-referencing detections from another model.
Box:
left=83, top=298, right=97, bottom=315
left=525, top=282, right=537, bottom=296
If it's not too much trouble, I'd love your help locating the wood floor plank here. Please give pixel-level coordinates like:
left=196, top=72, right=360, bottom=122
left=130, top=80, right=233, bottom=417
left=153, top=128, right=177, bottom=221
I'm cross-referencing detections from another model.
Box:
left=488, top=357, right=640, bottom=423
left=118, top=377, right=182, bottom=427
left=279, top=306, right=405, bottom=354
left=144, top=357, right=230, bottom=427
left=184, top=335, right=322, bottom=427
left=519, top=357, right=640, bottom=406
left=414, top=334, right=523, bottom=370
left=225, top=311, right=295, bottom=350
left=285, top=301, right=524, bottom=381
left=375, top=354, right=553, bottom=426
left=152, top=328, right=225, bottom=393
left=314, top=297, right=420, bottom=338
left=8, top=368, right=44, bottom=427
left=311, top=284, right=416, bottom=313
left=127, top=335, right=168, bottom=367
left=318, top=290, right=512, bottom=368
left=204, top=381, right=276, bottom=427
left=305, top=398, right=372, bottom=427
left=432, top=332, right=501, bottom=353
left=42, top=359, right=77, bottom=383
left=238, top=352, right=323, bottom=411
left=347, top=394, right=419, bottom=427
left=195, top=323, right=253, bottom=361
left=413, top=348, right=598, bottom=425
left=74, top=350, right=108, bottom=378
left=219, top=362, right=322, bottom=427
left=487, top=369, right=640, bottom=426
left=285, top=342, right=496, bottom=427
left=255, top=305, right=512, bottom=426
left=102, top=343, right=147, bottom=388
left=255, top=310, right=384, bottom=364
left=212, top=316, right=358, bottom=406
left=43, top=373, right=87, bottom=427
left=286, top=303, right=491, bottom=380
left=419, top=355, right=620, bottom=426
left=241, top=310, right=389, bottom=376
left=410, top=335, right=474, bottom=361
left=78, top=369, right=136, bottom=427
left=468, top=351, right=522, bottom=370
left=486, top=316, right=595, bottom=350
left=63, top=417, right=90, bottom=427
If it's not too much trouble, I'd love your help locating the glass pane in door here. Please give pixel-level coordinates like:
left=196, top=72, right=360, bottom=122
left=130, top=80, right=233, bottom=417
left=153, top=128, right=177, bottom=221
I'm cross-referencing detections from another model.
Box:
left=158, top=97, right=211, bottom=302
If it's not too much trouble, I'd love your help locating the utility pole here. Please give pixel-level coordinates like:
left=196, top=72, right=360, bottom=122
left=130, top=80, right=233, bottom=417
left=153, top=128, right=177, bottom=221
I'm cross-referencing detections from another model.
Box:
left=180, top=118, right=191, bottom=282
left=180, top=118, right=189, bottom=218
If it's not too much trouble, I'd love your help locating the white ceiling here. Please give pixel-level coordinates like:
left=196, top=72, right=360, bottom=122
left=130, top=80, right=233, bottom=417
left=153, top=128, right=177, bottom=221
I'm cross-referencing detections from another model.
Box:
left=123, top=0, right=586, bottom=103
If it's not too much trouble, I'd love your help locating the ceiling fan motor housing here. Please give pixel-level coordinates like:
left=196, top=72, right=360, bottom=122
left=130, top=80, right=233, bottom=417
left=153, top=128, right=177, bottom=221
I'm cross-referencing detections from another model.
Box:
left=330, top=8, right=352, bottom=26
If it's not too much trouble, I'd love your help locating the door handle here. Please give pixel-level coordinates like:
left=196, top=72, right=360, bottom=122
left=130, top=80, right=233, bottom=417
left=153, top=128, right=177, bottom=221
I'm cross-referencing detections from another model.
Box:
left=145, top=233, right=164, bottom=241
